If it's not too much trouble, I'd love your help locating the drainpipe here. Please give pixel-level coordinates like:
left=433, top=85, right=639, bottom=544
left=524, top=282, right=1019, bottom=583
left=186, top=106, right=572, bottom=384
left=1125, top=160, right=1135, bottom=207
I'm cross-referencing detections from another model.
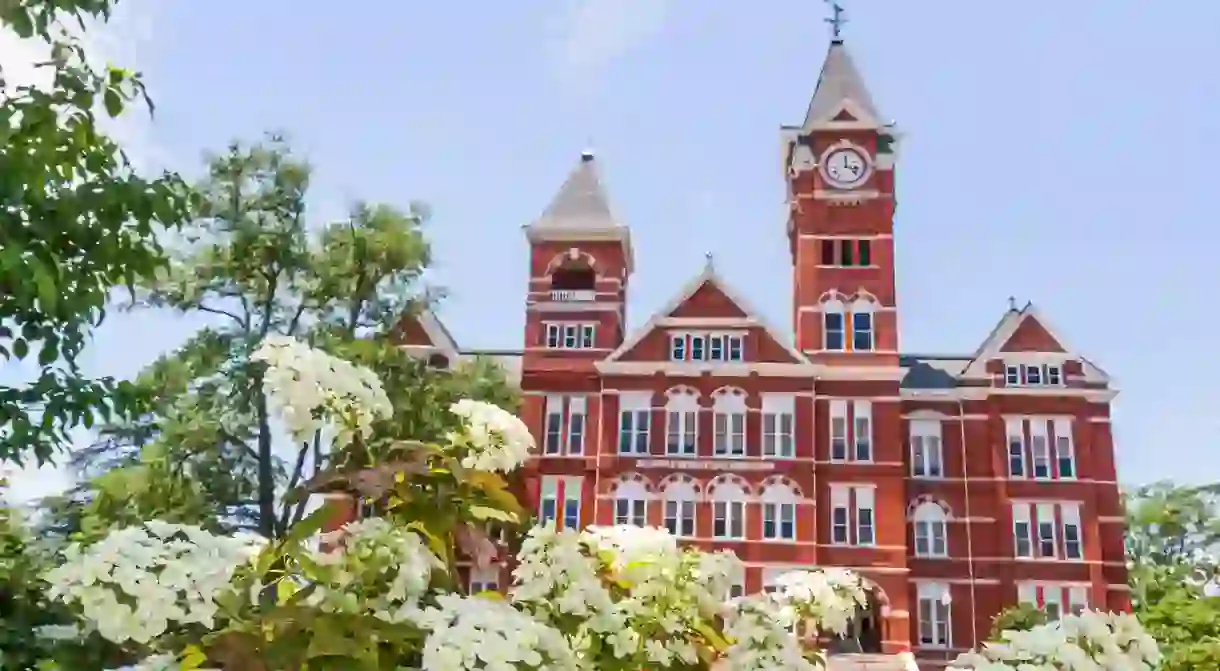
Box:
left=958, top=399, right=979, bottom=649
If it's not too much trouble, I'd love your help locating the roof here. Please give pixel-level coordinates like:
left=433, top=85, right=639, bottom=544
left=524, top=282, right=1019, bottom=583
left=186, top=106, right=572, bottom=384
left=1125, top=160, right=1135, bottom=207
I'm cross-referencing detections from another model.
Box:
left=528, top=152, right=620, bottom=232
left=803, top=39, right=882, bottom=128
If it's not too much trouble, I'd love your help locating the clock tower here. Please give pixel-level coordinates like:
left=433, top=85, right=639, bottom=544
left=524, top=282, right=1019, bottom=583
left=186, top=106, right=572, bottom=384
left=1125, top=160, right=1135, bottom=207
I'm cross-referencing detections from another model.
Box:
left=784, top=38, right=901, bottom=367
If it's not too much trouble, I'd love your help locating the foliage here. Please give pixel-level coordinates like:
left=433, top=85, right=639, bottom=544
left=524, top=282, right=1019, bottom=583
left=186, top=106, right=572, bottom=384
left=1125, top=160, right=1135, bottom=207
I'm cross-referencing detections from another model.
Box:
left=33, top=336, right=891, bottom=670
left=1124, top=482, right=1220, bottom=671
left=987, top=602, right=1050, bottom=639
left=62, top=135, right=517, bottom=542
left=954, top=610, right=1160, bottom=670
left=0, top=0, right=191, bottom=464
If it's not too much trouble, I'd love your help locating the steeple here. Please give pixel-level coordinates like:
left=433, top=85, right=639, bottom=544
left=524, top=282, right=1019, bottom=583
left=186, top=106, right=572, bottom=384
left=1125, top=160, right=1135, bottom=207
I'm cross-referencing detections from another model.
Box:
left=525, top=151, right=633, bottom=271
left=803, top=39, right=882, bottom=129
left=529, top=151, right=619, bottom=232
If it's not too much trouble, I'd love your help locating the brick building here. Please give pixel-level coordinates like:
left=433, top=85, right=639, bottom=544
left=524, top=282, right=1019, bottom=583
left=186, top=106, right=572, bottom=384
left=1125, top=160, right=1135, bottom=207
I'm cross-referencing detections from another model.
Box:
left=389, top=37, right=1128, bottom=666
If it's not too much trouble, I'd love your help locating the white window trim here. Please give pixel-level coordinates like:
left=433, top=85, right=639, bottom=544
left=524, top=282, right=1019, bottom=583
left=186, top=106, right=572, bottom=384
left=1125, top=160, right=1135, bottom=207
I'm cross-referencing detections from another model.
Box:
left=1054, top=417, right=1076, bottom=480
left=850, top=298, right=875, bottom=352
left=663, top=498, right=696, bottom=538
left=829, top=399, right=849, bottom=462
left=543, top=321, right=597, bottom=349
left=823, top=299, right=846, bottom=351
left=910, top=420, right=944, bottom=478
left=1006, top=417, right=1026, bottom=479
left=712, top=499, right=746, bottom=540
left=617, top=392, right=651, bottom=456
left=912, top=502, right=949, bottom=558
left=761, top=393, right=796, bottom=458
left=852, top=399, right=873, bottom=462
left=916, top=582, right=952, bottom=649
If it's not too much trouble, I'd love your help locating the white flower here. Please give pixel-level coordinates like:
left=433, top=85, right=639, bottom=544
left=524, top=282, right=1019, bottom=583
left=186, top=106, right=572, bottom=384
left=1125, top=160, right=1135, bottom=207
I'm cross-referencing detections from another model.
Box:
left=448, top=399, right=534, bottom=472
left=43, top=522, right=264, bottom=645
left=252, top=335, right=393, bottom=444
left=953, top=609, right=1161, bottom=670
left=413, top=593, right=578, bottom=670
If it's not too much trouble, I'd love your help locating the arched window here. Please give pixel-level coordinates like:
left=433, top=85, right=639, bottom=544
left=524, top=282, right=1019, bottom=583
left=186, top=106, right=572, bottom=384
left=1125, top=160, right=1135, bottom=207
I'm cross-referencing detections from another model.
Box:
left=850, top=296, right=875, bottom=351
left=709, top=475, right=749, bottom=540
left=712, top=388, right=747, bottom=457
left=823, top=298, right=846, bottom=351
left=760, top=478, right=801, bottom=541
left=549, top=253, right=597, bottom=292
left=912, top=501, right=949, bottom=558
left=665, top=387, right=699, bottom=457
left=660, top=475, right=699, bottom=538
left=612, top=477, right=650, bottom=527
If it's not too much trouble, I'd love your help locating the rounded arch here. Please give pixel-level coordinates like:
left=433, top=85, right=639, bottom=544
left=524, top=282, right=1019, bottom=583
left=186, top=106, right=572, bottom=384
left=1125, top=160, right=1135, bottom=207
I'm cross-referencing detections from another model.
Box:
left=659, top=474, right=702, bottom=501
left=544, top=248, right=598, bottom=275
left=849, top=290, right=877, bottom=314
left=907, top=495, right=953, bottom=520
left=707, top=474, right=752, bottom=501
left=711, top=386, right=748, bottom=412
left=609, top=473, right=653, bottom=499
left=665, top=385, right=701, bottom=410
left=760, top=475, right=805, bottom=502
left=818, top=289, right=847, bottom=312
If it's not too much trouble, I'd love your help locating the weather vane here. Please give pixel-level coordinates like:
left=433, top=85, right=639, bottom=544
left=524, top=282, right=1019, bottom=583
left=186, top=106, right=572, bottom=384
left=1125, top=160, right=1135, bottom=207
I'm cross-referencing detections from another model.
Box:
left=824, top=0, right=847, bottom=39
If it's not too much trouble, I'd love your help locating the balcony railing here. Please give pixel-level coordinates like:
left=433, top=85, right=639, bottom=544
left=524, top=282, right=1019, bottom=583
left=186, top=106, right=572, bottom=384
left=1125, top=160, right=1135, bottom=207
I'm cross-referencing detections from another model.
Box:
left=549, top=289, right=596, bottom=302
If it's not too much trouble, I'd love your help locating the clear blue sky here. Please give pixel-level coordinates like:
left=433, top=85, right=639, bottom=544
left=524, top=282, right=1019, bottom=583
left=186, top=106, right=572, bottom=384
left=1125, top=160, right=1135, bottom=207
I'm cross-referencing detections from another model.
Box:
left=6, top=1, right=1220, bottom=497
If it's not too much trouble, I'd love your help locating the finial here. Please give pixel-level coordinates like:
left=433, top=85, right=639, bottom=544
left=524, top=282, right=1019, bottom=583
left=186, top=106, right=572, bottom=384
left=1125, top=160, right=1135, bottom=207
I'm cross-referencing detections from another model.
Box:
left=1007, top=296, right=1017, bottom=311
left=824, top=0, right=847, bottom=40
left=704, top=251, right=715, bottom=272
left=581, top=136, right=596, bottom=162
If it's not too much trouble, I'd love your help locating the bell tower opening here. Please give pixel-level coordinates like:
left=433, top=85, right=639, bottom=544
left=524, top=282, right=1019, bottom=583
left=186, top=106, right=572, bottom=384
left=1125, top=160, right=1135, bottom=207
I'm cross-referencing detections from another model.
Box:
left=549, top=263, right=596, bottom=292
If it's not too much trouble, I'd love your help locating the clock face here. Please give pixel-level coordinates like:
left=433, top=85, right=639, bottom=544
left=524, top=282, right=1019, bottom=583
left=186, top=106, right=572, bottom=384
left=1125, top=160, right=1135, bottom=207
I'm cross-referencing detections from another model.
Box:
left=822, top=147, right=870, bottom=188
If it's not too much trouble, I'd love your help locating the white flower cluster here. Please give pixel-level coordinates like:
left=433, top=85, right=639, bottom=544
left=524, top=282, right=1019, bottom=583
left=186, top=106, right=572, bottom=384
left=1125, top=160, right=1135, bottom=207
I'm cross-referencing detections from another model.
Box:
left=304, top=517, right=443, bottom=622
left=954, top=609, right=1162, bottom=671
left=413, top=593, right=578, bottom=670
left=43, top=521, right=264, bottom=645
left=252, top=334, right=393, bottom=443
left=513, top=524, right=739, bottom=667
left=721, top=596, right=818, bottom=671
left=768, top=567, right=869, bottom=636
left=448, top=399, right=535, bottom=472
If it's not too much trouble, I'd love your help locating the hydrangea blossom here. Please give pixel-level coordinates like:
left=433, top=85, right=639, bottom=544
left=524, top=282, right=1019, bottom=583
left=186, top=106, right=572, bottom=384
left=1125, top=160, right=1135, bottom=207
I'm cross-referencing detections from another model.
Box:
left=252, top=334, right=393, bottom=442
left=448, top=399, right=535, bottom=472
left=768, top=567, right=869, bottom=636
left=721, top=596, right=818, bottom=671
left=304, top=516, right=443, bottom=622
left=412, top=593, right=578, bottom=670
left=953, top=609, right=1161, bottom=670
left=43, top=521, right=264, bottom=645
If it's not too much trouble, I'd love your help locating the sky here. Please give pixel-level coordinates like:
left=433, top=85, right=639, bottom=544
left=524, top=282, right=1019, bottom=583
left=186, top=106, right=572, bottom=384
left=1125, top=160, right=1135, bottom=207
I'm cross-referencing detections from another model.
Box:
left=3, top=1, right=1219, bottom=500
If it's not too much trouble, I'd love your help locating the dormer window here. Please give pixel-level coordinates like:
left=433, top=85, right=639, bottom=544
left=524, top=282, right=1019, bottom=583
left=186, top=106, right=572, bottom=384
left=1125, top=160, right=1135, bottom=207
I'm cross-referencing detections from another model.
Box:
left=1005, top=363, right=1064, bottom=387
left=669, top=332, right=744, bottom=362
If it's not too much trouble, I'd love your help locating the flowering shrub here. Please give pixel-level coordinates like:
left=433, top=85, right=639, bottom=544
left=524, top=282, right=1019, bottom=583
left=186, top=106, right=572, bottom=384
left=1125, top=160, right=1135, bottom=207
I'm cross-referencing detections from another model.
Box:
left=953, top=609, right=1161, bottom=670
left=28, top=336, right=1163, bottom=670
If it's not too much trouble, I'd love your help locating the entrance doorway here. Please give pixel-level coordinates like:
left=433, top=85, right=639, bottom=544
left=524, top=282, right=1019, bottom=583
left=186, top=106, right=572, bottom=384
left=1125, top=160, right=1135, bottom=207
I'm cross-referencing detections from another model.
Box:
left=828, top=589, right=886, bottom=654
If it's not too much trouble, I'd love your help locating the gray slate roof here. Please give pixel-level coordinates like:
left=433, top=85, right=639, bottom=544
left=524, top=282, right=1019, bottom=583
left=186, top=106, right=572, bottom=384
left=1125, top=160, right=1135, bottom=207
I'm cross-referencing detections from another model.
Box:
left=529, top=152, right=620, bottom=231
left=804, top=40, right=882, bottom=126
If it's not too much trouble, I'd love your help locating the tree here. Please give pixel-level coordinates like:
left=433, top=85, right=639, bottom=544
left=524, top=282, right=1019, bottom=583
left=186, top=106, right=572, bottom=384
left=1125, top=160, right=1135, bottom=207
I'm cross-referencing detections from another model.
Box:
left=987, top=602, right=1049, bottom=639
left=1124, top=481, right=1220, bottom=670
left=66, top=135, right=516, bottom=540
left=0, top=0, right=191, bottom=464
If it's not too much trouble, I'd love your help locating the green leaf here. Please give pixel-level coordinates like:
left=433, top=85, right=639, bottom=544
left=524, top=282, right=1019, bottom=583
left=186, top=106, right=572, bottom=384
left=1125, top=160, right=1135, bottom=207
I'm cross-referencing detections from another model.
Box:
left=179, top=645, right=209, bottom=669
left=12, top=338, right=29, bottom=359
left=469, top=505, right=517, bottom=524
left=103, top=88, right=122, bottom=117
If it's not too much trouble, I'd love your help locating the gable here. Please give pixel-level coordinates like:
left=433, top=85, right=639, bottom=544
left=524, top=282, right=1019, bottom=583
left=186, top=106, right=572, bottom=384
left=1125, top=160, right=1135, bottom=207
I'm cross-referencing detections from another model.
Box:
left=668, top=280, right=748, bottom=319
left=395, top=314, right=434, bottom=346
left=613, top=325, right=803, bottom=364
left=999, top=316, right=1065, bottom=353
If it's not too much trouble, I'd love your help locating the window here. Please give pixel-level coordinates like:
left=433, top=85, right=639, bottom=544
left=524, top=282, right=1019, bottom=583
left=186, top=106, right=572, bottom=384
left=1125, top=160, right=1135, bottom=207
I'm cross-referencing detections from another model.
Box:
left=852, top=312, right=874, bottom=351
left=912, top=502, right=949, bottom=558
left=670, top=334, right=686, bottom=361
left=824, top=304, right=846, bottom=351
left=469, top=567, right=499, bottom=594
left=666, top=391, right=698, bottom=456
left=1062, top=504, right=1083, bottom=560
left=543, top=396, right=585, bottom=456
left=690, top=335, right=707, bottom=361
left=713, top=500, right=745, bottom=539
left=567, top=397, right=586, bottom=455
left=1030, top=419, right=1050, bottom=479
left=1054, top=418, right=1076, bottom=479
left=856, top=487, right=876, bottom=546
left=618, top=394, right=651, bottom=455
left=669, top=332, right=745, bottom=362
left=541, top=477, right=582, bottom=530
left=819, top=239, right=872, bottom=267
left=1006, top=362, right=1065, bottom=387
left=761, top=394, right=796, bottom=458
left=543, top=323, right=595, bottom=349
left=1012, top=503, right=1033, bottom=558
left=1036, top=503, right=1057, bottom=558
left=762, top=502, right=796, bottom=540
left=1006, top=418, right=1026, bottom=478
left=1069, top=586, right=1088, bottom=615
left=664, top=499, right=695, bottom=537
left=713, top=411, right=746, bottom=456
left=917, top=583, right=951, bottom=648
left=830, top=489, right=850, bottom=545
left=614, top=496, right=646, bottom=526
left=1018, top=584, right=1089, bottom=620
left=544, top=396, right=564, bottom=455
left=829, top=400, right=848, bottom=461
left=853, top=400, right=872, bottom=462
left=910, top=420, right=943, bottom=478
